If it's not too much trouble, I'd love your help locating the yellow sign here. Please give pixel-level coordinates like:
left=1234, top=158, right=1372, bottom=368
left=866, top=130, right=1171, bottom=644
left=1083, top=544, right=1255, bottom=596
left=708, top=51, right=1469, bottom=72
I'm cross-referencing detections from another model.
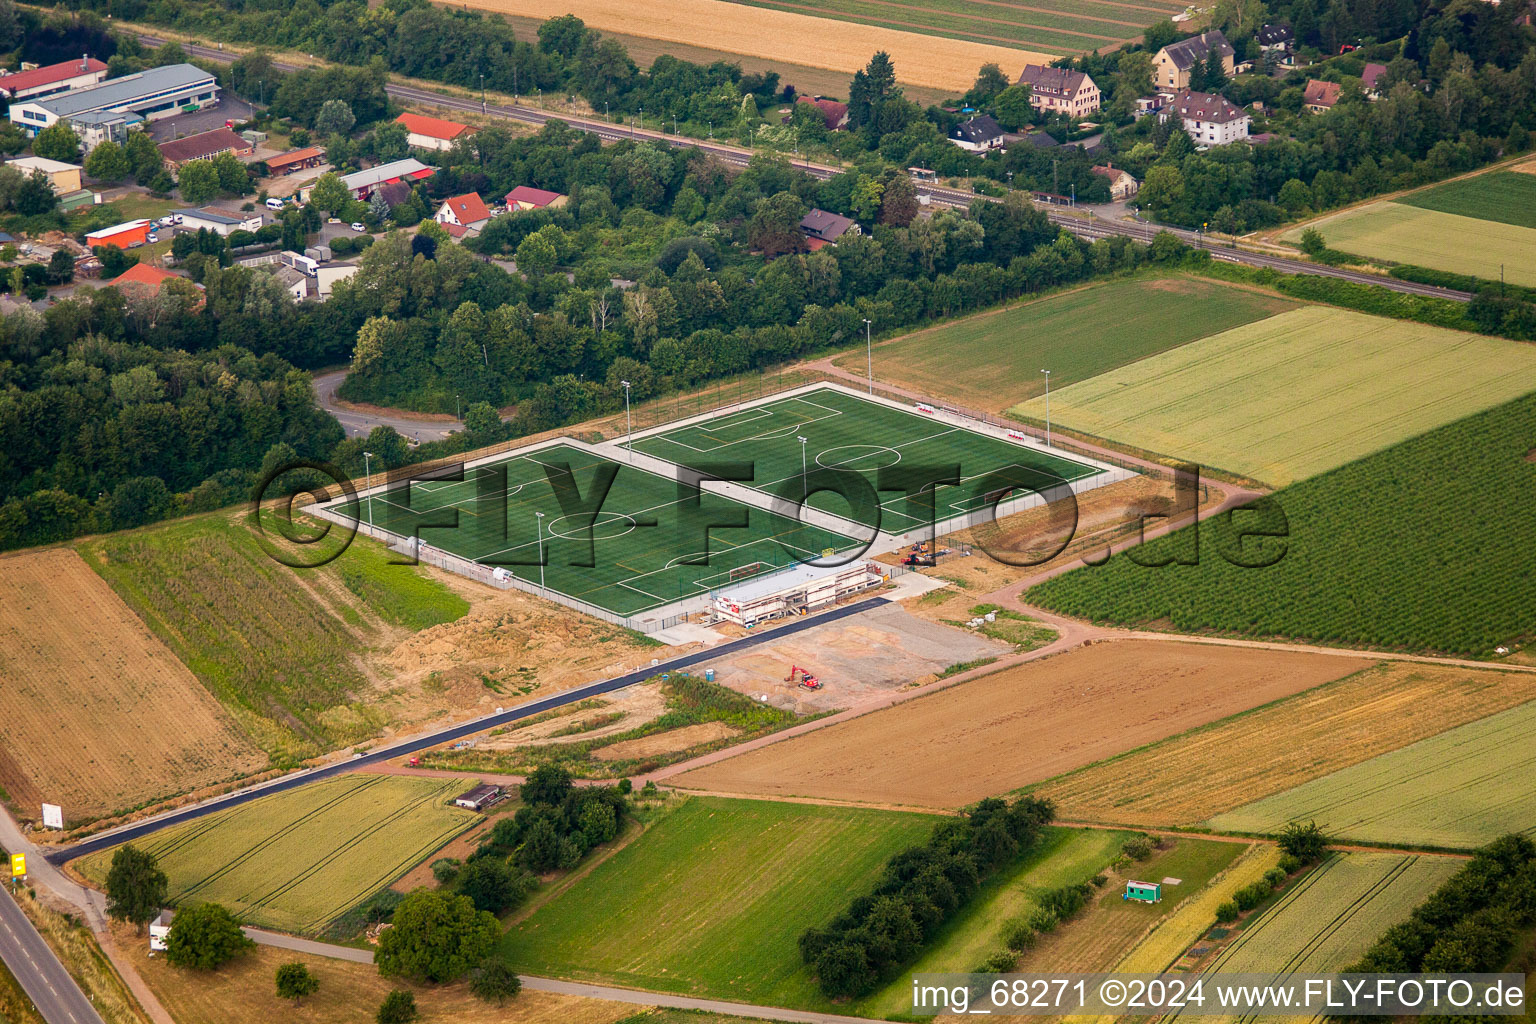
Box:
left=9, top=853, right=24, bottom=878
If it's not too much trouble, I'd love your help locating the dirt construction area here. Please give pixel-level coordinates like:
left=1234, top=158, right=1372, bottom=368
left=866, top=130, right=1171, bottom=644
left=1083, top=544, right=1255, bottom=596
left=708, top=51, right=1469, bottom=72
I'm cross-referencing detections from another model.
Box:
left=672, top=640, right=1369, bottom=809
left=697, top=602, right=1010, bottom=713
left=0, top=548, right=266, bottom=823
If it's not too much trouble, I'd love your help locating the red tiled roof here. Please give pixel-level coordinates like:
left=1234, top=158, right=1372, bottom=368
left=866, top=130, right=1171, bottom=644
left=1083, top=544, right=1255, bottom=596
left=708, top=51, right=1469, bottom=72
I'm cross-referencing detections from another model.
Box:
left=396, top=112, right=474, bottom=141
left=157, top=128, right=249, bottom=164
left=265, top=146, right=324, bottom=170
left=795, top=96, right=848, bottom=130
left=441, top=192, right=491, bottom=225
left=1304, top=79, right=1342, bottom=107
left=1361, top=63, right=1388, bottom=90
left=113, top=262, right=179, bottom=292
left=0, top=57, right=107, bottom=95
left=506, top=185, right=564, bottom=208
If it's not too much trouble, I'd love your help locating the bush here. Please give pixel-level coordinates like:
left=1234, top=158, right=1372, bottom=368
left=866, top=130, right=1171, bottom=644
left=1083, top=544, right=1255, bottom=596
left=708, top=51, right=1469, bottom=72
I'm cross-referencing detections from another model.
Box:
left=1122, top=835, right=1155, bottom=861
left=1003, top=920, right=1037, bottom=952
left=1025, top=907, right=1059, bottom=934
left=376, top=990, right=417, bottom=1024
left=1278, top=854, right=1302, bottom=875
left=1234, top=880, right=1273, bottom=912
left=1215, top=900, right=1240, bottom=923
left=977, top=950, right=1019, bottom=973
left=431, top=858, right=460, bottom=885
left=164, top=903, right=255, bottom=970
left=1264, top=867, right=1289, bottom=888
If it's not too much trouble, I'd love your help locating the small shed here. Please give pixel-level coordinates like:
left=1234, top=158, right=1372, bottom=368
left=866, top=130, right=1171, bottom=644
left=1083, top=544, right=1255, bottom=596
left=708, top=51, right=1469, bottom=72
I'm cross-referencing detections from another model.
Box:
left=149, top=909, right=173, bottom=952
left=453, top=784, right=502, bottom=811
left=1124, top=880, right=1162, bottom=904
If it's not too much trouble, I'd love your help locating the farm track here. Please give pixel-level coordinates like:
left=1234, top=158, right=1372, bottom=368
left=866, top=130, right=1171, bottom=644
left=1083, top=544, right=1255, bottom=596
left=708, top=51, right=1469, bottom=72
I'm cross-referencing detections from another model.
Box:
left=731, top=0, right=1129, bottom=43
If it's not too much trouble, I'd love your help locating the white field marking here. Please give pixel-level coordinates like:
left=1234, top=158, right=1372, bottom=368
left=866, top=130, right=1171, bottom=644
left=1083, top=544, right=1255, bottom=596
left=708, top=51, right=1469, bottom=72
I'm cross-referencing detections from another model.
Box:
left=546, top=511, right=639, bottom=541
left=814, top=444, right=903, bottom=470
left=615, top=579, right=669, bottom=602
left=647, top=396, right=845, bottom=453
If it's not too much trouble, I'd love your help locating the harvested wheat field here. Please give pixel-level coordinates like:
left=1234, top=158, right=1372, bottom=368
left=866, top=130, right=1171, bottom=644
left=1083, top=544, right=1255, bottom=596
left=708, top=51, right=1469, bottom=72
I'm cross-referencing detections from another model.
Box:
left=0, top=548, right=265, bottom=823
left=445, top=0, right=1050, bottom=91
left=1035, top=660, right=1536, bottom=828
left=672, top=641, right=1364, bottom=808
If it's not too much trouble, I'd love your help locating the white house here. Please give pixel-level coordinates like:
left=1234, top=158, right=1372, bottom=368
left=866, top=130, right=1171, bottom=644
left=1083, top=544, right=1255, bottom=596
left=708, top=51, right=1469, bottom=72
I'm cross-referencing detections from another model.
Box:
left=433, top=192, right=491, bottom=238
left=1163, top=88, right=1251, bottom=146
left=175, top=207, right=264, bottom=236
left=948, top=114, right=1005, bottom=152
left=274, top=264, right=308, bottom=301
left=315, top=261, right=358, bottom=299
left=395, top=112, right=475, bottom=152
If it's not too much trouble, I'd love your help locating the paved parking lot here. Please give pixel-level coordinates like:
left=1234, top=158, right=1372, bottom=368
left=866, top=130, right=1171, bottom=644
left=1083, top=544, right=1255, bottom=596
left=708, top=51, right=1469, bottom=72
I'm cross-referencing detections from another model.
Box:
left=147, top=96, right=257, bottom=142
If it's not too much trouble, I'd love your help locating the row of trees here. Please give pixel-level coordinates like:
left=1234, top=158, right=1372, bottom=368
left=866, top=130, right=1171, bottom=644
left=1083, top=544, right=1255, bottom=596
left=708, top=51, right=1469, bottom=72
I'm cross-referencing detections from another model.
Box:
left=799, top=796, right=1055, bottom=997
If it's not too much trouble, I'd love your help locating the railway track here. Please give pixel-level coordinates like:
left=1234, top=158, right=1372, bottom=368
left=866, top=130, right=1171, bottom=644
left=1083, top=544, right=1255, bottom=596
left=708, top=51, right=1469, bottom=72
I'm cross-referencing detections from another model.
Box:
left=149, top=34, right=1472, bottom=302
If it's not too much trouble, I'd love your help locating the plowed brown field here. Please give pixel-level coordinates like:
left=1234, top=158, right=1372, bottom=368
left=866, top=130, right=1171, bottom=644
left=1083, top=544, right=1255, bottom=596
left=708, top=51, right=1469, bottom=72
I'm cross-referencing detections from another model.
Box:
left=671, top=640, right=1365, bottom=808
left=1037, top=660, right=1536, bottom=827
left=0, top=548, right=264, bottom=823
left=442, top=0, right=1051, bottom=91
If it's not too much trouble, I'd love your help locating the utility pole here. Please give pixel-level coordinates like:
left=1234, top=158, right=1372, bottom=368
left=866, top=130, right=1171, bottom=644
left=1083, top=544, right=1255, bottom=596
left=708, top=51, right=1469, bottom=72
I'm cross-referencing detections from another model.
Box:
left=798, top=435, right=808, bottom=499
left=535, top=511, right=546, bottom=592
left=363, top=451, right=374, bottom=528
left=621, top=380, right=633, bottom=461
left=1040, top=370, right=1051, bottom=447
left=480, top=73, right=486, bottom=113
left=863, top=318, right=873, bottom=394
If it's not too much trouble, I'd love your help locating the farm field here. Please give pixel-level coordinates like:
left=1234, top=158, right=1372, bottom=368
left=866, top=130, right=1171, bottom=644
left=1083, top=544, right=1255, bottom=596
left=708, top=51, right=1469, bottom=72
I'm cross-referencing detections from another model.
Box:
left=1396, top=170, right=1536, bottom=230
left=1027, top=392, right=1536, bottom=657
left=627, top=385, right=1106, bottom=535
left=1035, top=661, right=1536, bottom=828
left=77, top=776, right=479, bottom=934
left=118, top=927, right=652, bottom=1024
left=328, top=442, right=858, bottom=617
left=1008, top=838, right=1244, bottom=975
left=724, top=0, right=1178, bottom=55
left=0, top=547, right=266, bottom=825
left=1209, top=699, right=1536, bottom=848
left=1114, top=844, right=1282, bottom=973
left=1009, top=305, right=1536, bottom=485
left=838, top=276, right=1297, bottom=412
left=1281, top=201, right=1536, bottom=288
left=856, top=827, right=1130, bottom=1017
left=445, top=0, right=1050, bottom=91
left=672, top=640, right=1365, bottom=808
left=486, top=10, right=952, bottom=106
left=79, top=511, right=469, bottom=758
left=501, top=795, right=936, bottom=1009
left=1168, top=853, right=1460, bottom=1011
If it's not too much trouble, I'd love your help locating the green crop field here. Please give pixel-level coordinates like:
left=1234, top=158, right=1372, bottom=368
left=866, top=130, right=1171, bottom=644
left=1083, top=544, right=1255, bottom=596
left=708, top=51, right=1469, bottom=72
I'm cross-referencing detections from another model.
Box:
left=1396, top=171, right=1536, bottom=230
left=723, top=0, right=1182, bottom=54
left=78, top=512, right=469, bottom=758
left=328, top=443, right=859, bottom=617
left=1167, top=852, right=1459, bottom=1018
left=1208, top=701, right=1536, bottom=848
left=629, top=385, right=1104, bottom=534
left=1026, top=392, right=1536, bottom=656
left=1008, top=305, right=1536, bottom=486
left=841, top=276, right=1296, bottom=412
left=1282, top=202, right=1536, bottom=288
left=500, top=796, right=936, bottom=1010
left=77, top=776, right=478, bottom=934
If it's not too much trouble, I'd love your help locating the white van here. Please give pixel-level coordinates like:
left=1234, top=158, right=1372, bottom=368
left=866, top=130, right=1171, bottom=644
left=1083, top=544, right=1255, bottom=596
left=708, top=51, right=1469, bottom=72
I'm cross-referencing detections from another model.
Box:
left=264, top=197, right=287, bottom=211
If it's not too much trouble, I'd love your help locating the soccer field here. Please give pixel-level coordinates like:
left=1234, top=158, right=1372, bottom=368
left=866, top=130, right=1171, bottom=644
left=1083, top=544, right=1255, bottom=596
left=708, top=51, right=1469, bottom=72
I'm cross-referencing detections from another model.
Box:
left=629, top=386, right=1105, bottom=535
left=326, top=443, right=858, bottom=617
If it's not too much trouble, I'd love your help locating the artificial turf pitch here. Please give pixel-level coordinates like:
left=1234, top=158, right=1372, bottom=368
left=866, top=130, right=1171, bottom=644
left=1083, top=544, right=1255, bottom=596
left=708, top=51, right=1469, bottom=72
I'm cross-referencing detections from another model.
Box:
left=628, top=386, right=1103, bottom=534
left=329, top=444, right=858, bottom=617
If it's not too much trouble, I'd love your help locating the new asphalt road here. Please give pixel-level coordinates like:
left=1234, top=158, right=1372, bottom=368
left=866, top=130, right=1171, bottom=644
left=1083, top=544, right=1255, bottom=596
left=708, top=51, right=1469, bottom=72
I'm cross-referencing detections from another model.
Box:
left=0, top=888, right=105, bottom=1024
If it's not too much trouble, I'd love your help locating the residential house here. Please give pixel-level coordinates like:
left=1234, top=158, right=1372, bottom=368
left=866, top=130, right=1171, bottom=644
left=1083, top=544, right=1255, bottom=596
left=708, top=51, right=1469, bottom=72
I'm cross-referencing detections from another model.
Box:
left=1361, top=62, right=1389, bottom=98
left=6, top=156, right=82, bottom=194
left=264, top=146, right=325, bottom=176
left=111, top=261, right=183, bottom=295
left=273, top=264, right=308, bottom=301
left=158, top=128, right=253, bottom=170
left=795, top=96, right=849, bottom=130
left=798, top=208, right=861, bottom=250
left=1153, top=30, right=1235, bottom=93
left=1163, top=88, right=1251, bottom=145
left=434, top=192, right=492, bottom=238
left=0, top=57, right=108, bottom=103
left=175, top=207, right=264, bottom=236
left=396, top=112, right=475, bottom=152
left=1303, top=79, right=1342, bottom=113
left=1016, top=65, right=1101, bottom=117
left=948, top=113, right=1005, bottom=152
left=505, top=185, right=568, bottom=211
left=1256, top=24, right=1294, bottom=53
left=1091, top=163, right=1139, bottom=200
left=1020, top=130, right=1061, bottom=149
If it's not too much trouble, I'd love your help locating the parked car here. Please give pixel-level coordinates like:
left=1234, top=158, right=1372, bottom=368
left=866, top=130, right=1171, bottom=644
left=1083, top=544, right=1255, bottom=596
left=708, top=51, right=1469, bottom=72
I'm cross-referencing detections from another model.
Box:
left=350, top=222, right=366, bottom=232
left=145, top=233, right=159, bottom=243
